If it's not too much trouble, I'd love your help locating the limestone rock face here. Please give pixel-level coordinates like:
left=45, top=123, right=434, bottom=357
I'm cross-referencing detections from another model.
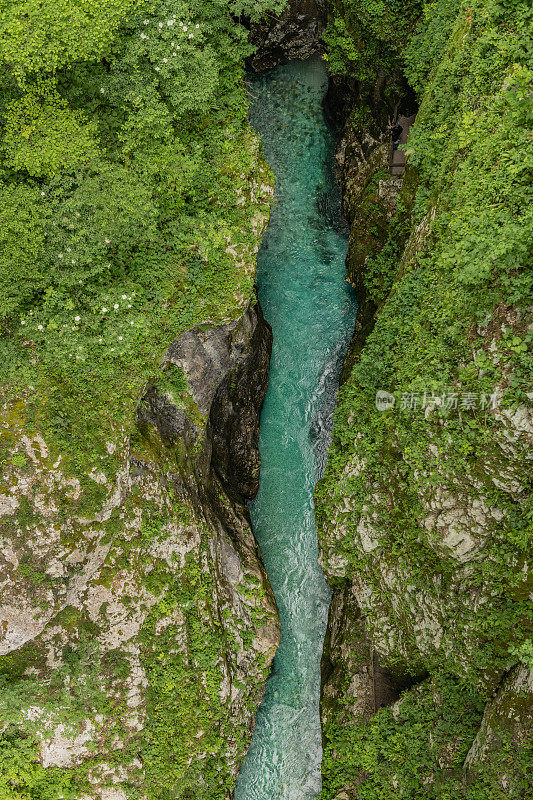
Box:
left=464, top=665, right=533, bottom=777
left=249, top=0, right=327, bottom=71
left=320, top=134, right=532, bottom=680
left=137, top=299, right=272, bottom=500
left=0, top=303, right=279, bottom=795
left=316, top=65, right=532, bottom=797
left=321, top=580, right=398, bottom=729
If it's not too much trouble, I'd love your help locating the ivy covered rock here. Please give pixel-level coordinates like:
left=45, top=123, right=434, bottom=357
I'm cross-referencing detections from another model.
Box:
left=317, top=0, right=532, bottom=796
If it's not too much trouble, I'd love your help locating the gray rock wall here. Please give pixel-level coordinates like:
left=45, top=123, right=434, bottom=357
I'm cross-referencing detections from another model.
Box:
left=0, top=246, right=279, bottom=798
left=249, top=0, right=327, bottom=71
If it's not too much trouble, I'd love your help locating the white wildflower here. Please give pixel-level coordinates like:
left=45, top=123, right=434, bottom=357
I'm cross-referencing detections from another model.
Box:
left=21, top=320, right=26, bottom=325
left=58, top=254, right=63, bottom=258
left=155, top=66, right=160, bottom=71
left=114, top=304, right=119, bottom=309
left=189, top=33, right=193, bottom=38
left=167, top=19, right=174, bottom=25
left=163, top=57, right=168, bottom=63
left=74, top=316, right=80, bottom=322
left=102, top=307, right=108, bottom=313
left=196, top=24, right=200, bottom=28
left=183, top=26, right=187, bottom=31
left=100, top=88, right=105, bottom=94
left=67, top=248, right=71, bottom=252
left=37, top=324, right=43, bottom=330
left=143, top=19, right=149, bottom=24
left=128, top=304, right=132, bottom=308
left=40, top=191, right=45, bottom=196
left=121, top=295, right=127, bottom=299
left=130, top=321, right=134, bottom=325
left=118, top=336, right=123, bottom=341
left=105, top=237, right=110, bottom=244
left=158, top=21, right=163, bottom=27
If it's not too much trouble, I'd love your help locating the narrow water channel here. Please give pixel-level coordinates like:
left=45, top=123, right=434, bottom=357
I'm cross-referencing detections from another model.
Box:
left=234, top=58, right=356, bottom=800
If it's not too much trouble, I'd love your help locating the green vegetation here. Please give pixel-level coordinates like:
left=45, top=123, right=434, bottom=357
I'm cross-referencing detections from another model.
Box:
left=0, top=732, right=77, bottom=800
left=318, top=0, right=532, bottom=795
left=323, top=0, right=421, bottom=86
left=139, top=535, right=269, bottom=799
left=0, top=2, right=284, bottom=798
left=321, top=674, right=532, bottom=799
left=1, top=0, right=530, bottom=795
left=0, top=0, right=284, bottom=480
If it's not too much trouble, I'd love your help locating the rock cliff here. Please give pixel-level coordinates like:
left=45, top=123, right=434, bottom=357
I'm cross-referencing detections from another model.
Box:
left=249, top=0, right=327, bottom=71
left=315, top=1, right=532, bottom=796
left=0, top=181, right=280, bottom=799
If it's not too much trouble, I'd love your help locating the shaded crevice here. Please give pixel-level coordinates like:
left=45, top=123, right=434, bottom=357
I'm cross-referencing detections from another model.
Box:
left=247, top=0, right=328, bottom=71
left=208, top=299, right=272, bottom=501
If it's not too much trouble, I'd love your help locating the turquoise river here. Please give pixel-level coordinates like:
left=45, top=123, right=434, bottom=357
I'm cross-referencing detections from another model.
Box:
left=234, top=58, right=356, bottom=799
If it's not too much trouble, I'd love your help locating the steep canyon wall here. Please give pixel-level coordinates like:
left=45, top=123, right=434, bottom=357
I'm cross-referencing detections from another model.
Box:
left=0, top=158, right=280, bottom=800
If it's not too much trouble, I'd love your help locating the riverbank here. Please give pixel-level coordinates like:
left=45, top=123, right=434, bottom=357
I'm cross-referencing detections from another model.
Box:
left=314, top=1, right=533, bottom=796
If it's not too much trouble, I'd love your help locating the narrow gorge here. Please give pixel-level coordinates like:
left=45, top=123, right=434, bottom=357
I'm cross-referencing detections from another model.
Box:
left=234, top=57, right=356, bottom=800
left=0, top=1, right=531, bottom=799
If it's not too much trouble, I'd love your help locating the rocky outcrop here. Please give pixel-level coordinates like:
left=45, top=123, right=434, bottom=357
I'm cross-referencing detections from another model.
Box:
left=0, top=301, right=279, bottom=796
left=315, top=9, right=532, bottom=796
left=249, top=0, right=327, bottom=71
left=0, top=197, right=279, bottom=798
left=318, top=77, right=420, bottom=733
left=319, top=85, right=533, bottom=696
left=133, top=298, right=280, bottom=780
left=321, top=580, right=399, bottom=728
left=0, top=300, right=279, bottom=797
left=137, top=299, right=271, bottom=500
left=464, top=665, right=533, bottom=779
left=330, top=82, right=417, bottom=379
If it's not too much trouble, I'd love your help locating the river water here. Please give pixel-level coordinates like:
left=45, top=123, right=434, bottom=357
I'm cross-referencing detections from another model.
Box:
left=234, top=57, right=356, bottom=800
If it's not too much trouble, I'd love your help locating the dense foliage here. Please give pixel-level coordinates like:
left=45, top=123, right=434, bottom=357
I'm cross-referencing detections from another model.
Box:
left=323, top=0, right=421, bottom=87
left=0, top=0, right=285, bottom=474
left=318, top=0, right=532, bottom=795
left=0, top=1, right=284, bottom=798
left=321, top=674, right=532, bottom=799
